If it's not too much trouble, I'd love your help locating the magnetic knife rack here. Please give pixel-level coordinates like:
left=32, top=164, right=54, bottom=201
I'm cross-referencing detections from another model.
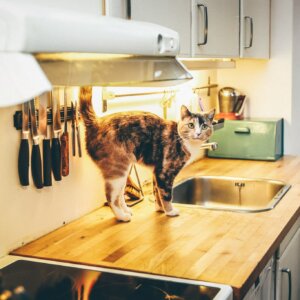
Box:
left=13, top=107, right=77, bottom=130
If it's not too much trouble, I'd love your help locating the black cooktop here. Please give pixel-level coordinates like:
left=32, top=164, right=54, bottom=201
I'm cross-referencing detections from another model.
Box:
left=0, top=260, right=220, bottom=300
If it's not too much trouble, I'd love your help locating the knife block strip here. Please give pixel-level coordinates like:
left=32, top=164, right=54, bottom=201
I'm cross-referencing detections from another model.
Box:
left=13, top=107, right=75, bottom=130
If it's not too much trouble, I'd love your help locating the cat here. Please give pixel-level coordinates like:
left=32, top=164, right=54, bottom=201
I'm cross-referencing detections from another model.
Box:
left=79, top=86, right=215, bottom=222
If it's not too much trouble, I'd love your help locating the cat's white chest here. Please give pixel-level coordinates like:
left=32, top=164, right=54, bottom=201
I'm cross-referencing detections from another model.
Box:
left=184, top=141, right=204, bottom=166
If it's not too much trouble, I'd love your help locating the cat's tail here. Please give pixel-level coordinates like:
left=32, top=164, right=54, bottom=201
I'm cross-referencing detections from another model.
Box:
left=79, top=86, right=97, bottom=127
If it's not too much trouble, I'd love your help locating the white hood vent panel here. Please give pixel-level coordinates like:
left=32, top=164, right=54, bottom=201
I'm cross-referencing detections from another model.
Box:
left=0, top=1, right=179, bottom=56
left=0, top=1, right=192, bottom=107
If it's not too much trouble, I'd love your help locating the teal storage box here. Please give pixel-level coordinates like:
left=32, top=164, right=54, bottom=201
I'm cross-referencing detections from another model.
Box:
left=208, top=118, right=283, bottom=161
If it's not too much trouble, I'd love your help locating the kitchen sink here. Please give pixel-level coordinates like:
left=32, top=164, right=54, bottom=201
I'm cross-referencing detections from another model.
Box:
left=173, top=176, right=291, bottom=212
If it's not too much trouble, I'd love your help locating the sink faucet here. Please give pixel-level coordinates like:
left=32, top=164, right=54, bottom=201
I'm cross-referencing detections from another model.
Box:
left=200, top=142, right=218, bottom=151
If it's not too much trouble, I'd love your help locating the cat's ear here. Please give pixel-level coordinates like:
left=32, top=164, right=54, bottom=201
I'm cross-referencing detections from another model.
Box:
left=181, top=105, right=191, bottom=120
left=206, top=108, right=216, bottom=122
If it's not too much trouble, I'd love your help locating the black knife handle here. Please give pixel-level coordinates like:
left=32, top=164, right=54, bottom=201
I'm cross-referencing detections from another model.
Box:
left=18, top=139, right=29, bottom=186
left=43, top=139, right=52, bottom=186
left=72, top=125, right=76, bottom=156
left=76, top=127, right=82, bottom=158
left=51, top=138, right=62, bottom=181
left=31, top=144, right=43, bottom=189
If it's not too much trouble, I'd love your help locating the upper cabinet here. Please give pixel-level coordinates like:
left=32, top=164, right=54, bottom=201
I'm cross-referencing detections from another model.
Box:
left=129, top=0, right=239, bottom=58
left=191, top=0, right=239, bottom=58
left=105, top=0, right=270, bottom=59
left=240, top=0, right=270, bottom=59
left=130, top=0, right=191, bottom=56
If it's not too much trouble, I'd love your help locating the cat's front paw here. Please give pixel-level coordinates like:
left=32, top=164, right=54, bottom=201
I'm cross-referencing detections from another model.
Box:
left=116, top=213, right=132, bottom=222
left=165, top=207, right=180, bottom=217
left=123, top=206, right=133, bottom=215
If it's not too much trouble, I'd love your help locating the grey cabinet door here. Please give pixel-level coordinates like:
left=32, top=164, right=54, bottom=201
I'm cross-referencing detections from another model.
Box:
left=191, top=0, right=239, bottom=58
left=240, top=0, right=270, bottom=58
left=130, top=0, right=192, bottom=56
left=276, top=228, right=300, bottom=300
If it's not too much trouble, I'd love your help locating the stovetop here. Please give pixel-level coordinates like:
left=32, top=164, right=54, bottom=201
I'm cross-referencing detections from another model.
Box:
left=0, top=259, right=231, bottom=300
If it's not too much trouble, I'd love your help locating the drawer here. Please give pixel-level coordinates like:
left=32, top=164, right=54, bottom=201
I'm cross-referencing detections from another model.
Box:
left=208, top=119, right=283, bottom=161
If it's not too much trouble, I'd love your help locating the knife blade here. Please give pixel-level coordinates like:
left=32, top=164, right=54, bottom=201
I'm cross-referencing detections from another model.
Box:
left=61, top=87, right=70, bottom=176
left=18, top=102, right=30, bottom=186
left=39, top=92, right=52, bottom=186
left=29, top=99, right=43, bottom=189
left=51, top=87, right=62, bottom=181
left=71, top=101, right=76, bottom=157
left=75, top=101, right=82, bottom=157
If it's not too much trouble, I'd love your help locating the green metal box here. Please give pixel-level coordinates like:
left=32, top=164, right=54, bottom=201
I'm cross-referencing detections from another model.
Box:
left=208, top=118, right=284, bottom=161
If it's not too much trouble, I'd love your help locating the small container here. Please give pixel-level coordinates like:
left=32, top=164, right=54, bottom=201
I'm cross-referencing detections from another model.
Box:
left=218, top=87, right=240, bottom=113
left=208, top=118, right=284, bottom=161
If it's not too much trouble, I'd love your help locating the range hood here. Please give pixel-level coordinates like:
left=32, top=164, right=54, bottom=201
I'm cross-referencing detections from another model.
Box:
left=0, top=1, right=192, bottom=107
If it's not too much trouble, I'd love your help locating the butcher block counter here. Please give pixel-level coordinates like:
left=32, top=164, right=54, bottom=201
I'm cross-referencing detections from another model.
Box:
left=12, top=156, right=300, bottom=299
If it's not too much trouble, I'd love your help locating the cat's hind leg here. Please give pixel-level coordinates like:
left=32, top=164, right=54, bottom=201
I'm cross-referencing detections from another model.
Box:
left=105, top=177, right=132, bottom=222
left=152, top=175, right=164, bottom=212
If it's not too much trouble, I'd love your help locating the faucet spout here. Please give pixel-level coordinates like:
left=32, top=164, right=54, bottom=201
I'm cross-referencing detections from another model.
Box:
left=200, top=142, right=218, bottom=151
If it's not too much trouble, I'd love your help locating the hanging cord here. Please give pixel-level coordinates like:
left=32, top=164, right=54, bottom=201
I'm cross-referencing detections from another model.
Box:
left=160, top=90, right=176, bottom=119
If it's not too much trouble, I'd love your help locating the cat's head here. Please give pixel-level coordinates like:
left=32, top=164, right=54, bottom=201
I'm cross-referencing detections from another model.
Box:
left=177, top=105, right=215, bottom=142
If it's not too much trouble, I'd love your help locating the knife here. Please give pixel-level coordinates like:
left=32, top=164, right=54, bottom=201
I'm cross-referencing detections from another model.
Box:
left=29, top=99, right=43, bottom=189
left=75, top=101, right=82, bottom=157
left=18, top=102, right=30, bottom=186
left=61, top=88, right=69, bottom=176
left=71, top=101, right=76, bottom=157
left=39, top=92, right=52, bottom=186
left=51, top=87, right=62, bottom=181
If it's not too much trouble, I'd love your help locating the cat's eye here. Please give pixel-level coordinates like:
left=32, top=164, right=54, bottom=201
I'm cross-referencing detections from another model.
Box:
left=188, top=123, right=194, bottom=129
left=202, top=124, right=208, bottom=130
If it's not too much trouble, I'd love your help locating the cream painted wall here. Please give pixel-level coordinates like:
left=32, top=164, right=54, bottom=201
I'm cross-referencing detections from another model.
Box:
left=0, top=105, right=105, bottom=257
left=0, top=70, right=216, bottom=257
left=291, top=0, right=300, bottom=154
left=217, top=0, right=296, bottom=154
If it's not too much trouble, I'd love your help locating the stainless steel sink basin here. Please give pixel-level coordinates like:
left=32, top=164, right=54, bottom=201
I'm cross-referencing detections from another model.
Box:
left=173, top=176, right=291, bottom=212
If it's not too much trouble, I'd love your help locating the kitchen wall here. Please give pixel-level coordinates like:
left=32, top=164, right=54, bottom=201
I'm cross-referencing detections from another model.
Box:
left=0, top=105, right=105, bottom=257
left=4, top=0, right=297, bottom=259
left=0, top=70, right=217, bottom=258
left=217, top=0, right=299, bottom=154
left=291, top=0, right=300, bottom=154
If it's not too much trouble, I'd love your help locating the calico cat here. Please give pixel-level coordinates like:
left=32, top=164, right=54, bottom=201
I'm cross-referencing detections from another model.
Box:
left=79, top=87, right=215, bottom=222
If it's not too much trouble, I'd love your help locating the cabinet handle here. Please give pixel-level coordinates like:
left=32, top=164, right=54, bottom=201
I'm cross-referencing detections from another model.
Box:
left=234, top=127, right=251, bottom=134
left=197, top=4, right=208, bottom=45
left=281, top=268, right=292, bottom=300
left=126, top=0, right=131, bottom=19
left=244, top=16, right=253, bottom=48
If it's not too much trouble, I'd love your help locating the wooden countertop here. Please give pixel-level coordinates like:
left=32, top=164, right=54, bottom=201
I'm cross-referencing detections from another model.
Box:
left=12, top=156, right=300, bottom=299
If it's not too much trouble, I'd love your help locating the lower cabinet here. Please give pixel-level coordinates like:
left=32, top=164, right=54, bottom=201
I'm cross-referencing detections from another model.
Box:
left=243, top=217, right=300, bottom=300
left=243, top=257, right=275, bottom=300
left=275, top=225, right=300, bottom=300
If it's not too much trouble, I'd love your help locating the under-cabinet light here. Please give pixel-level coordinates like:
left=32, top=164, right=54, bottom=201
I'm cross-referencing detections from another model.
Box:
left=179, top=58, right=236, bottom=70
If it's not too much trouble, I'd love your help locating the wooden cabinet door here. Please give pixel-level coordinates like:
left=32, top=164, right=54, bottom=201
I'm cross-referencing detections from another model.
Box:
left=130, top=0, right=192, bottom=56
left=276, top=228, right=300, bottom=300
left=240, top=0, right=270, bottom=58
left=192, top=0, right=239, bottom=58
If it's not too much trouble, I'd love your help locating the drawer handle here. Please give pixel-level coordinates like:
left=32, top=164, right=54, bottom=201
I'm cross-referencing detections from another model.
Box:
left=234, top=127, right=251, bottom=134
left=281, top=268, right=292, bottom=300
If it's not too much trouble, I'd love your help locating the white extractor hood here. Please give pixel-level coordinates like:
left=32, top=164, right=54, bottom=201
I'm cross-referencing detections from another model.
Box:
left=0, top=1, right=192, bottom=107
